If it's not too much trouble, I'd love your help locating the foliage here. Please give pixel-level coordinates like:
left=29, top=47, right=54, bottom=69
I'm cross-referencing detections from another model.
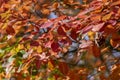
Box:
left=0, top=0, right=120, bottom=80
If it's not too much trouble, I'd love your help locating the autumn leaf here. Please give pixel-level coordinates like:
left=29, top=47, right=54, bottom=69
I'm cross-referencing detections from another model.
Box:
left=102, top=13, right=112, bottom=21
left=48, top=60, right=54, bottom=70
left=57, top=26, right=66, bottom=36
left=35, top=59, right=41, bottom=69
left=70, top=29, right=79, bottom=40
left=58, top=61, right=69, bottom=75
left=6, top=26, right=15, bottom=35
left=87, top=31, right=95, bottom=41
left=92, top=44, right=101, bottom=58
left=52, top=2, right=59, bottom=10
left=30, top=40, right=39, bottom=46
left=41, top=8, right=50, bottom=15
left=51, top=41, right=60, bottom=52
left=37, top=46, right=42, bottom=53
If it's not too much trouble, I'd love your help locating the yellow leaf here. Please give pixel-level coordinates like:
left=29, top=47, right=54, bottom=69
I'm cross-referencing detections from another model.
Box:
left=0, top=9, right=11, bottom=20
left=16, top=44, right=24, bottom=52
left=102, top=13, right=112, bottom=21
left=87, top=31, right=95, bottom=41
left=48, top=61, right=54, bottom=70
left=26, top=43, right=30, bottom=49
left=11, top=48, right=16, bottom=54
left=1, top=20, right=9, bottom=29
left=37, top=46, right=42, bottom=53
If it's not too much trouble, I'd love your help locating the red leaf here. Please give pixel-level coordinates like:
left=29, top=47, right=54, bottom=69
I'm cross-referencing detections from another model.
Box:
left=6, top=26, right=15, bottom=35
left=59, top=39, right=68, bottom=44
left=92, top=44, right=101, bottom=57
left=58, top=61, right=69, bottom=75
left=70, top=29, right=79, bottom=40
left=30, top=40, right=39, bottom=46
left=51, top=41, right=60, bottom=52
left=35, top=59, right=41, bottom=69
left=57, top=26, right=66, bottom=36
left=21, top=37, right=31, bottom=42
left=62, top=24, right=70, bottom=31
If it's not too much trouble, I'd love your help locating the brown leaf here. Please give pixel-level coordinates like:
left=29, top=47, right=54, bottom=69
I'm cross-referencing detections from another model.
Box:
left=6, top=26, right=15, bottom=35
left=58, top=61, right=69, bottom=75
left=92, top=44, right=101, bottom=57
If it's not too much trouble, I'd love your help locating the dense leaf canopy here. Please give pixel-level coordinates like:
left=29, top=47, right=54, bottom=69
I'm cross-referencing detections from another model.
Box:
left=0, top=0, right=120, bottom=80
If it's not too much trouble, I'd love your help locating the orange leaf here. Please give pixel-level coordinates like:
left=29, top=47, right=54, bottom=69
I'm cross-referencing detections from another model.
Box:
left=52, top=2, right=59, bottom=9
left=41, top=8, right=50, bottom=15
left=111, top=1, right=120, bottom=6
left=92, top=44, right=101, bottom=57
left=58, top=61, right=69, bottom=75
left=110, top=39, right=117, bottom=48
